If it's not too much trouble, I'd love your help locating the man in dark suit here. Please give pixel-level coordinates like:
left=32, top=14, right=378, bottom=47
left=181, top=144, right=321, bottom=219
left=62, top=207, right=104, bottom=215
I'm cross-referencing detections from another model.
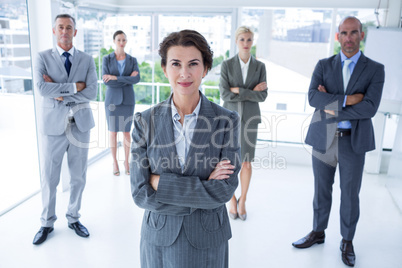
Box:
left=292, top=16, right=385, bottom=267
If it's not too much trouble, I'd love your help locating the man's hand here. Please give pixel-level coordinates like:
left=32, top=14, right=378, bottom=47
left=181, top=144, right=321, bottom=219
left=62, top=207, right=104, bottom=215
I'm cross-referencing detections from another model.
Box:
left=346, top=93, right=364, bottom=106
left=130, top=71, right=139, bottom=77
left=102, top=74, right=117, bottom=83
left=208, top=160, right=235, bottom=181
left=324, top=110, right=335, bottom=116
left=54, top=97, right=64, bottom=101
left=318, top=85, right=335, bottom=115
left=150, top=174, right=160, bottom=191
left=230, top=87, right=239, bottom=94
left=318, top=84, right=327, bottom=93
left=253, top=82, right=267, bottom=92
left=43, top=74, right=53, bottom=83
left=76, top=82, right=86, bottom=92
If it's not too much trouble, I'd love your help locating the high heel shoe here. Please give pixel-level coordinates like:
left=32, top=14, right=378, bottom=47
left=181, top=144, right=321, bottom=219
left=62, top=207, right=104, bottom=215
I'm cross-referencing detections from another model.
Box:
left=113, top=163, right=120, bottom=176
left=237, top=197, right=247, bottom=221
left=228, top=197, right=238, bottom=220
left=229, top=212, right=238, bottom=220
left=124, top=161, right=130, bottom=175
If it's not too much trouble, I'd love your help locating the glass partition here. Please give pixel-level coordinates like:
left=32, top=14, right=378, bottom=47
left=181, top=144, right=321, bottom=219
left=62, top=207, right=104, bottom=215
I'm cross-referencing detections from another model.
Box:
left=0, top=0, right=40, bottom=214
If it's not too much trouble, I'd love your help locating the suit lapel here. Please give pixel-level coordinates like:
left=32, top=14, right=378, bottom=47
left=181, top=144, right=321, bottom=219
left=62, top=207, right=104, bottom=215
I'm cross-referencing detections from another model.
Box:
left=333, top=54, right=344, bottom=94
left=51, top=48, right=68, bottom=78
left=244, top=56, right=256, bottom=87
left=68, top=48, right=82, bottom=80
left=122, top=54, right=131, bottom=76
left=154, top=96, right=181, bottom=173
left=233, top=55, right=244, bottom=86
left=109, top=52, right=119, bottom=76
left=346, top=53, right=367, bottom=94
left=184, top=94, right=217, bottom=174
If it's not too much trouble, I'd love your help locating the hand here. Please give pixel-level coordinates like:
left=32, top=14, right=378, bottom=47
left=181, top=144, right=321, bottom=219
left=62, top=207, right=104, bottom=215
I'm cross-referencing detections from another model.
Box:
left=54, top=96, right=64, bottom=101
left=43, top=74, right=54, bottom=83
left=324, top=110, right=335, bottom=116
left=317, top=84, right=327, bottom=93
left=130, top=71, right=139, bottom=77
left=346, top=93, right=364, bottom=106
left=253, top=82, right=267, bottom=91
left=150, top=174, right=160, bottom=191
left=76, top=82, right=86, bottom=92
left=208, top=160, right=235, bottom=181
left=102, top=74, right=117, bottom=83
left=230, top=87, right=239, bottom=94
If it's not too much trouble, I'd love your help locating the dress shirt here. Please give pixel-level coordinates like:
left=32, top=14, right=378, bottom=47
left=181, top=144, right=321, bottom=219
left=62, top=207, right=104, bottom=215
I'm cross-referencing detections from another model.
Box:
left=238, top=54, right=250, bottom=85
left=171, top=95, right=202, bottom=171
left=117, top=59, right=126, bottom=76
left=55, top=45, right=77, bottom=117
left=338, top=50, right=361, bottom=129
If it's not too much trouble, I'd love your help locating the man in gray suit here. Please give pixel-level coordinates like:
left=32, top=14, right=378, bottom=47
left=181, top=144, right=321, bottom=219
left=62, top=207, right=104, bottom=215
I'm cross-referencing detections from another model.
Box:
left=32, top=14, right=97, bottom=245
left=292, top=17, right=384, bottom=267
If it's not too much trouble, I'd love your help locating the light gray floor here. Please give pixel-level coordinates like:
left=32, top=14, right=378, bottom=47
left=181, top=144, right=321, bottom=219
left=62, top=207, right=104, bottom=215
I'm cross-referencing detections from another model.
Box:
left=1, top=147, right=401, bottom=268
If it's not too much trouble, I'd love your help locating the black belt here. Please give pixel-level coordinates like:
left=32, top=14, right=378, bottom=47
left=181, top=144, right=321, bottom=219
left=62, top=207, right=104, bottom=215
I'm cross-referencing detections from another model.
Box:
left=335, top=129, right=351, bottom=137
left=68, top=117, right=75, bottom=123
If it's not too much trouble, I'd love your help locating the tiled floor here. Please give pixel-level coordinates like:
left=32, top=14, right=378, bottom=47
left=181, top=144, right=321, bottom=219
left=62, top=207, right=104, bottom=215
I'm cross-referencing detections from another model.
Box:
left=1, top=147, right=401, bottom=268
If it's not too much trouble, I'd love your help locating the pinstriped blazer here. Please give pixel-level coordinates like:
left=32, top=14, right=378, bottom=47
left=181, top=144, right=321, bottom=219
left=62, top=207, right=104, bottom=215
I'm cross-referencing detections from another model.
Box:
left=220, top=55, right=267, bottom=124
left=102, top=52, right=140, bottom=106
left=130, top=93, right=240, bottom=249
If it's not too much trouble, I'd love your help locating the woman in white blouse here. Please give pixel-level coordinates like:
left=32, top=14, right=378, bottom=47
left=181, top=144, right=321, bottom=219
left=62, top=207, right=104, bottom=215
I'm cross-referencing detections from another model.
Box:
left=219, top=26, right=268, bottom=221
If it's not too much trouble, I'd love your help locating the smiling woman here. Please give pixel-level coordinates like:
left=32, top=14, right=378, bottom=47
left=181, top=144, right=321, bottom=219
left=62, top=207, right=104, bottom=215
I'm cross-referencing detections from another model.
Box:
left=130, top=29, right=241, bottom=268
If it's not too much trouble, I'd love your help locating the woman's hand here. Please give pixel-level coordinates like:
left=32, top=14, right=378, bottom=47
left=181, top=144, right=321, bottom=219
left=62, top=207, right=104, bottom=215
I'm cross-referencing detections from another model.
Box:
left=253, top=82, right=267, bottom=91
left=130, top=71, right=139, bottom=77
left=102, top=74, right=117, bottom=83
left=150, top=174, right=160, bottom=191
left=208, top=160, right=235, bottom=180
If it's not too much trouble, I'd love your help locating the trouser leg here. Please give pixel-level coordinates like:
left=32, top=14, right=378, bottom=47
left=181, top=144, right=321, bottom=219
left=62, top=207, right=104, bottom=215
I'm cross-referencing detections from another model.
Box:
left=338, top=136, right=365, bottom=241
left=40, top=133, right=69, bottom=227
left=65, top=123, right=90, bottom=223
left=312, top=137, right=338, bottom=232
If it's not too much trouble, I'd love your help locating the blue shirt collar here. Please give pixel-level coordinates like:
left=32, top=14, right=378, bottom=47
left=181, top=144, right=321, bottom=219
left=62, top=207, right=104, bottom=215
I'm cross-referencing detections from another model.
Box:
left=340, top=50, right=361, bottom=65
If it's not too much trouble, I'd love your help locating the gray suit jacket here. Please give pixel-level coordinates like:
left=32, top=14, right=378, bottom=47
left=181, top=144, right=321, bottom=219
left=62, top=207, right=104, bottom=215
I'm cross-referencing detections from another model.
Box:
left=34, top=47, right=98, bottom=135
left=131, top=93, right=240, bottom=249
left=102, top=52, right=140, bottom=106
left=305, top=53, right=385, bottom=153
left=219, top=55, right=267, bottom=124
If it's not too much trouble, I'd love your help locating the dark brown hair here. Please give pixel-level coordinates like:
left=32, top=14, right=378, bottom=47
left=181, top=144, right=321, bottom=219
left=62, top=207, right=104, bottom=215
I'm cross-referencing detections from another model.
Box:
left=113, top=30, right=126, bottom=40
left=159, top=29, right=213, bottom=71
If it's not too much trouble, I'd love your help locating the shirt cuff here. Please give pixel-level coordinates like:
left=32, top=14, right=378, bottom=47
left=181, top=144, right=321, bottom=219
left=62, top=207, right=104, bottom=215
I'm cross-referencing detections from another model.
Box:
left=343, top=96, right=347, bottom=107
left=73, top=83, right=77, bottom=94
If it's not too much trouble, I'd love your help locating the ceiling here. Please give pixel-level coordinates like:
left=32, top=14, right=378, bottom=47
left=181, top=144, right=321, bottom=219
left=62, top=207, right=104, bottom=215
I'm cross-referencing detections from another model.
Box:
left=66, top=0, right=389, bottom=10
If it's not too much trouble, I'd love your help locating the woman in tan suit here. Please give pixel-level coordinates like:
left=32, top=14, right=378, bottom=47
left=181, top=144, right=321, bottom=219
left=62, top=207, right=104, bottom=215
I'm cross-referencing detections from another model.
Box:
left=219, top=26, right=268, bottom=221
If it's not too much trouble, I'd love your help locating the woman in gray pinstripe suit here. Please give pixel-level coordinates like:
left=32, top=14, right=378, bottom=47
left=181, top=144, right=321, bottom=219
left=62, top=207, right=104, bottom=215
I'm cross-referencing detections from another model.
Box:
left=220, top=26, right=268, bottom=221
left=131, top=30, right=241, bottom=268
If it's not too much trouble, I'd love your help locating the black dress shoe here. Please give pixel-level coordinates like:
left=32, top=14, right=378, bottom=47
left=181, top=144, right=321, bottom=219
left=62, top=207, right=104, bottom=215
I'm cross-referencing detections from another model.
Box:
left=292, top=231, right=325, bottom=248
left=68, top=221, right=90, bottom=237
left=340, top=239, right=355, bottom=267
left=33, top=227, right=54, bottom=245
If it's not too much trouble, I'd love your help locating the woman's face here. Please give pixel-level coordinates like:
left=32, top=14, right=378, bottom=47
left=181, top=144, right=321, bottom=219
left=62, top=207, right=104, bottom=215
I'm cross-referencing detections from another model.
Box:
left=163, top=45, right=207, bottom=98
left=236, top=32, right=253, bottom=54
left=114, top=34, right=127, bottom=49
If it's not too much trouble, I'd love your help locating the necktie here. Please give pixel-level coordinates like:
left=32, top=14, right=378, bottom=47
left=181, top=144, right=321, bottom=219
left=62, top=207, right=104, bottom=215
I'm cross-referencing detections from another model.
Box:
left=342, top=59, right=352, bottom=92
left=63, top=52, right=71, bottom=76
